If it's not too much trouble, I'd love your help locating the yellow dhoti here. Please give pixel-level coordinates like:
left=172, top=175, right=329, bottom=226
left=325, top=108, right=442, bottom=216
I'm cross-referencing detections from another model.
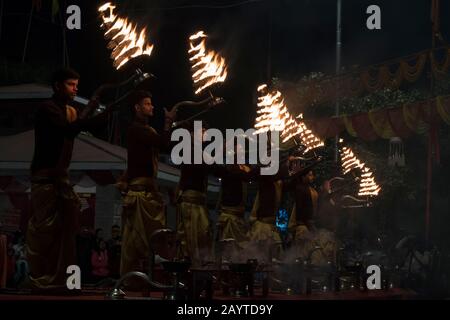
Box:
left=247, top=218, right=282, bottom=262
left=248, top=181, right=282, bottom=244
left=247, top=181, right=283, bottom=261
left=26, top=175, right=80, bottom=289
left=291, top=225, right=338, bottom=266
left=176, top=190, right=212, bottom=267
left=248, top=218, right=281, bottom=243
left=288, top=204, right=338, bottom=265
left=120, top=178, right=165, bottom=276
left=217, top=206, right=248, bottom=245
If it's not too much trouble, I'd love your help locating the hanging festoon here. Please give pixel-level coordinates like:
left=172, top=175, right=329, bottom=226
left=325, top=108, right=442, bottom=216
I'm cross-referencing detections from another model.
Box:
left=388, top=137, right=405, bottom=167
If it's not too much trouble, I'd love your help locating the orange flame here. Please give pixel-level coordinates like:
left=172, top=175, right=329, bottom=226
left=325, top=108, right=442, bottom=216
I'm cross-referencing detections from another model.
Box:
left=254, top=85, right=286, bottom=133
left=339, top=142, right=381, bottom=197
left=98, top=2, right=117, bottom=25
left=98, top=2, right=153, bottom=70
left=293, top=115, right=324, bottom=151
left=188, top=31, right=228, bottom=95
left=359, top=167, right=381, bottom=197
left=254, top=84, right=323, bottom=150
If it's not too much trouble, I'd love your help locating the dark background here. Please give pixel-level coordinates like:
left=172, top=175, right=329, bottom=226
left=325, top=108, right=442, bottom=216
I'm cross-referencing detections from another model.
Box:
left=1, top=1, right=450, bottom=278
left=1, top=0, right=448, bottom=129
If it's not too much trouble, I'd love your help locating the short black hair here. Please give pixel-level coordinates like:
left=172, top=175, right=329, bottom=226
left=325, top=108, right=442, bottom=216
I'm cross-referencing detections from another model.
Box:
left=130, top=90, right=152, bottom=115
left=132, top=90, right=152, bottom=106
left=52, top=67, right=80, bottom=91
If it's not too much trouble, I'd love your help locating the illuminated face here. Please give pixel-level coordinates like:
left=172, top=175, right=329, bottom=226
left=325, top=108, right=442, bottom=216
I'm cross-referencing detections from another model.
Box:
left=135, top=97, right=154, bottom=117
left=56, top=78, right=78, bottom=100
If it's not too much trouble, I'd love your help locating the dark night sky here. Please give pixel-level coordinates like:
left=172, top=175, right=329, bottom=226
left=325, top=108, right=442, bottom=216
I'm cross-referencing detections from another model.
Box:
left=1, top=0, right=449, bottom=129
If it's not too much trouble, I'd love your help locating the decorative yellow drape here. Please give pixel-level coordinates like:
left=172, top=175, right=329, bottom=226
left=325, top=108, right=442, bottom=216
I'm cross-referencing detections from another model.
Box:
left=368, top=110, right=395, bottom=139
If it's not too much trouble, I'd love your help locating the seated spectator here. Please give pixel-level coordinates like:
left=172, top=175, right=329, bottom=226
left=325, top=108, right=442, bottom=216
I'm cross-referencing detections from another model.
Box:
left=107, top=225, right=122, bottom=279
left=12, top=231, right=25, bottom=258
left=13, top=247, right=29, bottom=288
left=6, top=246, right=16, bottom=287
left=91, top=239, right=109, bottom=282
left=76, top=227, right=95, bottom=283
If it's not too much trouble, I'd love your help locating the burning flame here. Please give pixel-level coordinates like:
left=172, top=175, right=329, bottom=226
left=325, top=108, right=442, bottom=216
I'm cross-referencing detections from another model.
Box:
left=98, top=2, right=117, bottom=25
left=295, top=115, right=324, bottom=151
left=98, top=2, right=153, bottom=70
left=254, top=84, right=323, bottom=151
left=359, top=167, right=381, bottom=197
left=339, top=144, right=381, bottom=197
left=340, top=145, right=365, bottom=175
left=254, top=84, right=286, bottom=133
left=188, top=31, right=228, bottom=95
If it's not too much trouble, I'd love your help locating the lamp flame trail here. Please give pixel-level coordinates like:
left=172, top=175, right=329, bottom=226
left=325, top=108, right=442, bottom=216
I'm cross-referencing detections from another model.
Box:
left=254, top=84, right=324, bottom=151
left=188, top=31, right=228, bottom=95
left=339, top=140, right=381, bottom=197
left=98, top=2, right=153, bottom=70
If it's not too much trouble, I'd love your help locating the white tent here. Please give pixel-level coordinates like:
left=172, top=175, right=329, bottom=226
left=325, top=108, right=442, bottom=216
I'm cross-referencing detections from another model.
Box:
left=0, top=83, right=53, bottom=100
left=0, top=83, right=102, bottom=107
left=0, top=130, right=126, bottom=171
left=0, top=82, right=220, bottom=191
left=0, top=84, right=220, bottom=233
